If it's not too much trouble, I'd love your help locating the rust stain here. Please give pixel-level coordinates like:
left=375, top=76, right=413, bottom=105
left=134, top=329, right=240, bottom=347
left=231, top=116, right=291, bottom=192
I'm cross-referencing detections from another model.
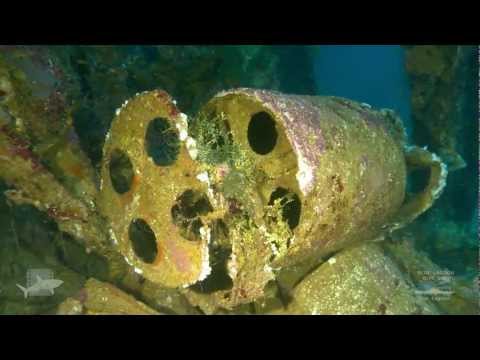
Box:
left=67, top=164, right=85, bottom=178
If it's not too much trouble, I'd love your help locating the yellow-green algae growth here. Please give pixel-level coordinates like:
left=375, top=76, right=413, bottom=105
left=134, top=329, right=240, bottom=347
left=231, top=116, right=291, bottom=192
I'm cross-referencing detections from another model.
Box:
left=2, top=46, right=473, bottom=314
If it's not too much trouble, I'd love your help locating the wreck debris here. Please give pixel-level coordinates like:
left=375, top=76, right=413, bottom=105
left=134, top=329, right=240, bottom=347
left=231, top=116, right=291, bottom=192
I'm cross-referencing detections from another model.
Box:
left=98, top=90, right=214, bottom=288
left=0, top=49, right=98, bottom=207
left=101, top=87, right=447, bottom=312
left=57, top=278, right=159, bottom=315
left=283, top=243, right=439, bottom=315
left=0, top=44, right=454, bottom=315
left=383, top=234, right=480, bottom=315
left=201, top=89, right=447, bottom=273
left=405, top=45, right=473, bottom=171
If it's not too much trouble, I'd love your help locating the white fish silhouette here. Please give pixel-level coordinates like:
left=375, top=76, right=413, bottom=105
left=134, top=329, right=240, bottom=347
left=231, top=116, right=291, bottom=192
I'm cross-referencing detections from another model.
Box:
left=16, top=275, right=63, bottom=298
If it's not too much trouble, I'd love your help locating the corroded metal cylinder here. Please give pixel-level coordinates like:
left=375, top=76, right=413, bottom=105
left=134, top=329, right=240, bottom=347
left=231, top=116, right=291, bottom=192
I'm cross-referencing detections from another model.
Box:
left=98, top=88, right=446, bottom=311
left=201, top=88, right=447, bottom=270
left=98, top=90, right=212, bottom=288
left=282, top=243, right=439, bottom=315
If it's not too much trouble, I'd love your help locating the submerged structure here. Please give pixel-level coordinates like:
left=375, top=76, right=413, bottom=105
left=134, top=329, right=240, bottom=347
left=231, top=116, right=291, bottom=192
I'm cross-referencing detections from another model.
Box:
left=94, top=87, right=451, bottom=313
left=0, top=46, right=477, bottom=315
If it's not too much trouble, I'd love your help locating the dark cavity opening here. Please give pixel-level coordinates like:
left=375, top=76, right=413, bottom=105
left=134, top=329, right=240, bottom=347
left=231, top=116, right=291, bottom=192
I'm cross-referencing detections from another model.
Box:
left=268, top=187, right=301, bottom=230
left=190, top=247, right=233, bottom=294
left=109, top=149, right=134, bottom=194
left=407, top=167, right=431, bottom=194
left=145, top=117, right=180, bottom=166
left=171, top=190, right=213, bottom=241
left=247, top=111, right=278, bottom=155
left=128, top=218, right=158, bottom=264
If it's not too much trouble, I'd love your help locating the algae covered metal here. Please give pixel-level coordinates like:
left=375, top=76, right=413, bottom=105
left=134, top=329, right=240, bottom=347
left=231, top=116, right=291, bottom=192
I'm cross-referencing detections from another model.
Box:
left=3, top=46, right=472, bottom=316
left=98, top=90, right=213, bottom=288
left=282, top=243, right=439, bottom=315
left=97, top=88, right=448, bottom=312
left=199, top=89, right=447, bottom=267
left=57, top=278, right=159, bottom=315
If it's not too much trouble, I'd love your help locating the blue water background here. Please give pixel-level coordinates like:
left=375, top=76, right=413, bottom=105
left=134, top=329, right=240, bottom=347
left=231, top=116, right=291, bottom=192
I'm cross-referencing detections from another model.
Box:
left=311, top=45, right=413, bottom=137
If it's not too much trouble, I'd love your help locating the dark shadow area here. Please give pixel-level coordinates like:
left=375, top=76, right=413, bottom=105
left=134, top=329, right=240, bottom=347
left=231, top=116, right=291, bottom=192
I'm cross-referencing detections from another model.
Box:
left=128, top=219, right=158, bottom=264
left=145, top=117, right=180, bottom=166
left=268, top=187, right=301, bottom=230
left=171, top=190, right=213, bottom=241
left=109, top=148, right=134, bottom=194
left=248, top=111, right=278, bottom=155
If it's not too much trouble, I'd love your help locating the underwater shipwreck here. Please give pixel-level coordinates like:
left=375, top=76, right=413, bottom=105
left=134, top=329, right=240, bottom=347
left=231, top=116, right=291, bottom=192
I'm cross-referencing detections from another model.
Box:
left=0, top=45, right=478, bottom=315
